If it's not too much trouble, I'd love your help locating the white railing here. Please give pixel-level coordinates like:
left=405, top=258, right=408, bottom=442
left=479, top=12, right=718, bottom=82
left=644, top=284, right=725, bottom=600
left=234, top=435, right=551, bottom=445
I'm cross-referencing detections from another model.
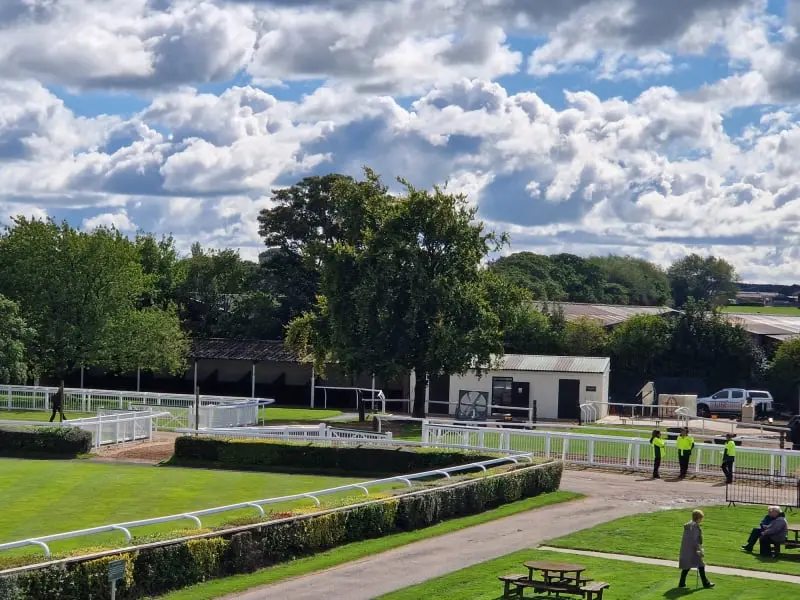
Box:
left=0, top=384, right=273, bottom=429
left=423, top=423, right=800, bottom=480
left=0, top=410, right=169, bottom=447
left=176, top=423, right=393, bottom=442
left=580, top=403, right=597, bottom=423
left=0, top=454, right=537, bottom=559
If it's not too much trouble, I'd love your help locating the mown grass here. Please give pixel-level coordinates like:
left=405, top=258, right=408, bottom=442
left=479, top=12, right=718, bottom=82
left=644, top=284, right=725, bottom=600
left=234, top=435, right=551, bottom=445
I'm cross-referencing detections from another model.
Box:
left=157, top=491, right=583, bottom=599
left=550, top=504, right=800, bottom=576
left=722, top=305, right=800, bottom=315
left=377, top=548, right=797, bottom=599
left=258, top=406, right=343, bottom=422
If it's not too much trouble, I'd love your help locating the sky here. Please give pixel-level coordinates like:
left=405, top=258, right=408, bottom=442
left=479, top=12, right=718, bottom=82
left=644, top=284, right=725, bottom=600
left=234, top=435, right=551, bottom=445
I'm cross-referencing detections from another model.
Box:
left=4, top=1, right=800, bottom=283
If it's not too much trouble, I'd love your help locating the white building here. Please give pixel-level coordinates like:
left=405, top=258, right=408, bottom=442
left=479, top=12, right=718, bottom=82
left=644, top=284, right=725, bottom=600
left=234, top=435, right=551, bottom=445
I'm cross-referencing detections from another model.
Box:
left=421, top=354, right=610, bottom=421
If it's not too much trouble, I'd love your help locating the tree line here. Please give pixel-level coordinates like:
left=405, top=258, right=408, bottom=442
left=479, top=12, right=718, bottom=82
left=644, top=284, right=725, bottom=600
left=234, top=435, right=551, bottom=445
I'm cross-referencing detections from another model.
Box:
left=0, top=170, right=795, bottom=413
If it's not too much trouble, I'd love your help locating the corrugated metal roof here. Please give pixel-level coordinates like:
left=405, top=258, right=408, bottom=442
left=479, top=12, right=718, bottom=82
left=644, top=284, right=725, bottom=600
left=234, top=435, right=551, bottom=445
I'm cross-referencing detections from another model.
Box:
left=537, top=302, right=677, bottom=327
left=495, top=354, right=610, bottom=374
left=191, top=339, right=300, bottom=363
left=724, top=313, right=800, bottom=336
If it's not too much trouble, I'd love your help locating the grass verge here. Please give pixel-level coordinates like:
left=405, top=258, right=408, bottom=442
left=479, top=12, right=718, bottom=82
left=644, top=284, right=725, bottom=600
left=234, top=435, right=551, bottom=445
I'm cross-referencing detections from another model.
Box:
left=377, top=548, right=797, bottom=599
left=549, top=504, right=800, bottom=576
left=258, top=407, right=343, bottom=422
left=0, top=409, right=95, bottom=421
left=155, top=490, right=582, bottom=599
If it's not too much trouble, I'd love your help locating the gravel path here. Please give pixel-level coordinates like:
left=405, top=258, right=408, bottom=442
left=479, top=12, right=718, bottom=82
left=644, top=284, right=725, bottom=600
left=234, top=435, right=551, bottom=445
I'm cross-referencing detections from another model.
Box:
left=223, top=470, right=727, bottom=600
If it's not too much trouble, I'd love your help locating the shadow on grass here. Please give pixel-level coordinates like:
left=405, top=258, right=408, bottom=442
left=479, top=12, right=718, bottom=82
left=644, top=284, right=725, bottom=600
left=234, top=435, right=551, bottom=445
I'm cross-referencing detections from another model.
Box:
left=754, top=553, right=800, bottom=565
left=663, top=588, right=703, bottom=598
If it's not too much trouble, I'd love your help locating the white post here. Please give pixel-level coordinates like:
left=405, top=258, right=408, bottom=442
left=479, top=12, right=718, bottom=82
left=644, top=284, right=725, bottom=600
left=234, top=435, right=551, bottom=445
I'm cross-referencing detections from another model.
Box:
left=80, top=366, right=87, bottom=412
left=193, top=360, right=198, bottom=394
left=136, top=368, right=141, bottom=392
left=310, top=366, right=315, bottom=409
left=251, top=362, right=256, bottom=398
left=371, top=372, right=376, bottom=412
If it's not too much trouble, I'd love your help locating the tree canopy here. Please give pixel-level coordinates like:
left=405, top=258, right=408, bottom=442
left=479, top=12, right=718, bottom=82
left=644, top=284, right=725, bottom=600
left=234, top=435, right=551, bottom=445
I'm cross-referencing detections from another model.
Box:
left=0, top=295, right=34, bottom=384
left=668, top=254, right=738, bottom=308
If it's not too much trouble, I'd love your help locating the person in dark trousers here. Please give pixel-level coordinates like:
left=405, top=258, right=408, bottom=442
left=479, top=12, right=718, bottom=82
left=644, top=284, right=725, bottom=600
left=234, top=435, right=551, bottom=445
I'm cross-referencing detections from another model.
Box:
left=721, top=433, right=736, bottom=484
left=676, top=427, right=695, bottom=479
left=742, top=506, right=777, bottom=552
left=49, top=382, right=67, bottom=422
left=650, top=429, right=665, bottom=479
left=759, top=508, right=789, bottom=557
left=789, top=417, right=800, bottom=451
left=679, top=509, right=714, bottom=589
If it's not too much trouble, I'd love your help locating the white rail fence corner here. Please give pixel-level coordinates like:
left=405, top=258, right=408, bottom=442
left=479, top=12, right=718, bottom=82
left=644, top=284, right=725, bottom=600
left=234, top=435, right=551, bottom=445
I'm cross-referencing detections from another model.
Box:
left=176, top=423, right=393, bottom=442
left=423, top=423, right=800, bottom=481
left=0, top=454, right=539, bottom=560
left=0, top=384, right=274, bottom=429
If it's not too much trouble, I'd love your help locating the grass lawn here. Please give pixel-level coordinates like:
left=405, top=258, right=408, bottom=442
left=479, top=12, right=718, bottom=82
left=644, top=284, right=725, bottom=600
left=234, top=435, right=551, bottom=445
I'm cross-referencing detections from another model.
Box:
left=157, top=491, right=582, bottom=600
left=259, top=406, right=343, bottom=422
left=0, top=458, right=394, bottom=561
left=722, top=305, right=800, bottom=315
left=377, top=549, right=797, bottom=599
left=0, top=409, right=95, bottom=421
left=550, top=505, right=800, bottom=577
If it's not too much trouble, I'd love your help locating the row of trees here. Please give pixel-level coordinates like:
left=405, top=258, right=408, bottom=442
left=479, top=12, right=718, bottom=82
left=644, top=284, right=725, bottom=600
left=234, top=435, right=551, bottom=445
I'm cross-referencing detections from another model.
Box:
left=490, top=251, right=738, bottom=307
left=0, top=170, right=792, bottom=414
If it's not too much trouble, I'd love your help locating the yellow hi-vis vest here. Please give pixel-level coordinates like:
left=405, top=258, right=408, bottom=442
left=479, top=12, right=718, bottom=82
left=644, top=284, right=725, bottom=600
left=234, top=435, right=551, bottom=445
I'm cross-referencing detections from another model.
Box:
left=724, top=440, right=736, bottom=458
left=677, top=435, right=694, bottom=451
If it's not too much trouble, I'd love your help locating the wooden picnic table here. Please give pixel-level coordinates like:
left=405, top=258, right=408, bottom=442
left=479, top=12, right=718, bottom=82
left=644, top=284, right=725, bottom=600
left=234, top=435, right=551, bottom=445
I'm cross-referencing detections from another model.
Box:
left=524, top=560, right=588, bottom=585
left=786, top=524, right=800, bottom=548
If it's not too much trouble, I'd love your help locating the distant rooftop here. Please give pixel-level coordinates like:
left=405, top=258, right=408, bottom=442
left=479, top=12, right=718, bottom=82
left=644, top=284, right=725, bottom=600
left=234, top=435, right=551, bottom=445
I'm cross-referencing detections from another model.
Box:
left=724, top=313, right=800, bottom=341
left=536, top=302, right=677, bottom=327
left=191, top=338, right=300, bottom=363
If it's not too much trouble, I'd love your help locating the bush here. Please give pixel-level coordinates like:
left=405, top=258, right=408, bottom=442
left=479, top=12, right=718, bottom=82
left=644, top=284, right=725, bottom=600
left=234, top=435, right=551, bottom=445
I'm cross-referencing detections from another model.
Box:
left=172, top=436, right=497, bottom=475
left=0, top=461, right=562, bottom=599
left=0, top=426, right=92, bottom=458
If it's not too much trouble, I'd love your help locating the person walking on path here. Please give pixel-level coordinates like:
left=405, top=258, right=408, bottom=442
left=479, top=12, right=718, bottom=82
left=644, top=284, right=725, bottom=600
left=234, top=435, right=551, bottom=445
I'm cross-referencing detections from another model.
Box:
left=721, top=433, right=736, bottom=484
left=49, top=382, right=68, bottom=423
left=679, top=509, right=715, bottom=589
left=650, top=429, right=665, bottom=479
left=677, top=428, right=695, bottom=479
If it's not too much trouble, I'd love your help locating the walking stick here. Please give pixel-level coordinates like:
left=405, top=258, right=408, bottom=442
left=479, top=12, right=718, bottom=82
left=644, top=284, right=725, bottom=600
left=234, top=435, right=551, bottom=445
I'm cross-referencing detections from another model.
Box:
left=695, top=570, right=699, bottom=589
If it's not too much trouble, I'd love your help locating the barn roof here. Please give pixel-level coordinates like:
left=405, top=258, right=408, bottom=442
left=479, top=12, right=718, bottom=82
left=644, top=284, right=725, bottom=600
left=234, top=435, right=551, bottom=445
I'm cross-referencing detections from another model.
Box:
left=494, top=354, right=610, bottom=374
left=724, top=313, right=800, bottom=337
left=191, top=338, right=300, bottom=363
left=538, top=302, right=676, bottom=327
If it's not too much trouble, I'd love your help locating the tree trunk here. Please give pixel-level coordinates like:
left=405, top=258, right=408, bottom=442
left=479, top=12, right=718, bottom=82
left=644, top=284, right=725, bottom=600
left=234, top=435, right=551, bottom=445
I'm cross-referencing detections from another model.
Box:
left=413, top=370, right=427, bottom=418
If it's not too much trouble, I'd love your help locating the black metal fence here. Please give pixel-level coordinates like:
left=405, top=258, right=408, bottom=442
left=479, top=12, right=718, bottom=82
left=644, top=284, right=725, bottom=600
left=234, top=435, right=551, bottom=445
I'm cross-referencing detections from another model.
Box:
left=726, top=467, right=800, bottom=508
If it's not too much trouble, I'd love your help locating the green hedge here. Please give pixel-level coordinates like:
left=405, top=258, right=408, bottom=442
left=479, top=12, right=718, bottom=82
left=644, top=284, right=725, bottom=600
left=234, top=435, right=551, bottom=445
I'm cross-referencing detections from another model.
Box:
left=0, top=426, right=92, bottom=458
left=172, top=436, right=497, bottom=475
left=0, top=461, right=562, bottom=599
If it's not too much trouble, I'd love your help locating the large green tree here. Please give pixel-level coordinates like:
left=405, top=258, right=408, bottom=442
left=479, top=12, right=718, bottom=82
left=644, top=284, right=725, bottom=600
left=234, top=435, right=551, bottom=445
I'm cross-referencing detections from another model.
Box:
left=768, top=338, right=800, bottom=410
left=0, top=217, right=186, bottom=378
left=562, top=316, right=609, bottom=357
left=668, top=254, right=738, bottom=308
left=590, top=255, right=672, bottom=306
left=0, top=295, right=34, bottom=384
left=286, top=170, right=512, bottom=417
left=609, top=314, right=673, bottom=386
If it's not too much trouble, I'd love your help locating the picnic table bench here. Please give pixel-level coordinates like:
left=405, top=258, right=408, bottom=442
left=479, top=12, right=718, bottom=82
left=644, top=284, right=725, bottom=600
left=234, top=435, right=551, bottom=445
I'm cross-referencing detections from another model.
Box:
left=499, top=560, right=610, bottom=599
left=781, top=524, right=800, bottom=551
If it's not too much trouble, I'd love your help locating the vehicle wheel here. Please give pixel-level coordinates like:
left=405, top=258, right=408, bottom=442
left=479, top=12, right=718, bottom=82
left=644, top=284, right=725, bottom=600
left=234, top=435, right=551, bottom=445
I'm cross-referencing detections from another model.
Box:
left=697, top=404, right=711, bottom=418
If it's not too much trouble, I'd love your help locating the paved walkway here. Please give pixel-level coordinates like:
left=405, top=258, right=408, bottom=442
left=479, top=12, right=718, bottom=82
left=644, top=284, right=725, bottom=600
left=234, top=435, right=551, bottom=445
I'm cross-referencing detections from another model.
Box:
left=224, top=470, right=726, bottom=600
left=539, top=546, right=800, bottom=584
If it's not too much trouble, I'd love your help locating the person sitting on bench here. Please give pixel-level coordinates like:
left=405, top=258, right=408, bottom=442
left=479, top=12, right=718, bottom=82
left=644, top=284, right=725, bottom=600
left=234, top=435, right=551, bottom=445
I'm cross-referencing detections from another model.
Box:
left=742, top=506, right=778, bottom=552
left=759, top=507, right=788, bottom=557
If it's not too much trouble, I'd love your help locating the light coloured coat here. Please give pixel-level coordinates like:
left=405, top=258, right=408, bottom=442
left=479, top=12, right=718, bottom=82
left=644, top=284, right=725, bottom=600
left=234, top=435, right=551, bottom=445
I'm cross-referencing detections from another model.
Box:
left=679, top=521, right=705, bottom=570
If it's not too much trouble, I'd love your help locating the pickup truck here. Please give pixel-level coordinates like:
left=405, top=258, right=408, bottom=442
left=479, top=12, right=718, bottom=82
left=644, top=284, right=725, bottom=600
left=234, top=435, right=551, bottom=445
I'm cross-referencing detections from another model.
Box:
left=695, top=388, right=774, bottom=418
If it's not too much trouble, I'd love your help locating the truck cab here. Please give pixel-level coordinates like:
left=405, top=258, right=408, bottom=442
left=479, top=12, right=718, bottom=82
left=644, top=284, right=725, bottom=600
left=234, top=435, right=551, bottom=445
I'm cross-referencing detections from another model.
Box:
left=696, top=388, right=773, bottom=418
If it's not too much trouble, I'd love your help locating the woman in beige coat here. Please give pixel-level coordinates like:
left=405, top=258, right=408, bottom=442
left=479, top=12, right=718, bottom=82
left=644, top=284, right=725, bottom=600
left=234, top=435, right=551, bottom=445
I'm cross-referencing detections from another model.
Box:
left=678, top=510, right=714, bottom=589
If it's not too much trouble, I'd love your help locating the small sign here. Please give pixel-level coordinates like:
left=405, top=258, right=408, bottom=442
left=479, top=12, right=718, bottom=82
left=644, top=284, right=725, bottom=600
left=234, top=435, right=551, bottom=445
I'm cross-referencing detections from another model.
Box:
left=108, top=559, right=126, bottom=583
left=585, top=386, right=597, bottom=392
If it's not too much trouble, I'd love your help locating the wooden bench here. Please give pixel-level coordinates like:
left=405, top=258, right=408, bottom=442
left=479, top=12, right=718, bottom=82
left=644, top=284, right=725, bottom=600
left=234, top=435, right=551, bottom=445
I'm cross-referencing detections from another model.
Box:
left=498, top=574, right=609, bottom=599
left=582, top=581, right=611, bottom=600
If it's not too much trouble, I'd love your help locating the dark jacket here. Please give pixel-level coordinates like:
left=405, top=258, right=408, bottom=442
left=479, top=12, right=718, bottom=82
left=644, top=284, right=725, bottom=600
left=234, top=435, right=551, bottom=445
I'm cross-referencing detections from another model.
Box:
left=760, top=514, right=775, bottom=529
left=51, top=390, right=64, bottom=408
left=762, top=515, right=789, bottom=543
left=679, top=521, right=705, bottom=569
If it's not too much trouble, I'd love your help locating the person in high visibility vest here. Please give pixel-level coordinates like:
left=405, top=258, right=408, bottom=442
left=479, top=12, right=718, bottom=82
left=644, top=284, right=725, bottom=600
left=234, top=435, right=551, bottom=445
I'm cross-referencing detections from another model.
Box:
left=650, top=429, right=665, bottom=479
left=721, top=433, right=736, bottom=484
left=676, top=428, right=695, bottom=479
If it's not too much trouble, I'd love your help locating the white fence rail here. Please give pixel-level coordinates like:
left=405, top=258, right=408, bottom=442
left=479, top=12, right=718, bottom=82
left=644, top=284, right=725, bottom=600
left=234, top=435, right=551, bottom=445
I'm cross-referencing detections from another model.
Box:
left=0, top=410, right=168, bottom=447
left=423, top=423, right=800, bottom=480
left=0, top=454, right=537, bottom=559
left=0, top=384, right=273, bottom=429
left=176, top=423, right=393, bottom=442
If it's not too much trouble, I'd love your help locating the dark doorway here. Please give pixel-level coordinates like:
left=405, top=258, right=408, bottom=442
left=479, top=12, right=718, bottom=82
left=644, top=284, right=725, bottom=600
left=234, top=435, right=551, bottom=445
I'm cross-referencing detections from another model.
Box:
left=512, top=381, right=530, bottom=410
left=558, top=379, right=581, bottom=420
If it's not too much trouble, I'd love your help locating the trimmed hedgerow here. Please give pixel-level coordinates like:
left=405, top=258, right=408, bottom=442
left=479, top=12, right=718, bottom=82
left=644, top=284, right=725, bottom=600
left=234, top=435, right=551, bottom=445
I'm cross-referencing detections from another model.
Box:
left=0, top=426, right=92, bottom=458
left=0, top=461, right=562, bottom=599
left=171, top=436, right=498, bottom=475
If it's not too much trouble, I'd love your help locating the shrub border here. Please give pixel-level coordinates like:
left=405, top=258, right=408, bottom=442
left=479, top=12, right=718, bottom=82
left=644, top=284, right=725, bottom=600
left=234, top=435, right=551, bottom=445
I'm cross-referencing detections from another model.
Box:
left=0, top=460, right=562, bottom=599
